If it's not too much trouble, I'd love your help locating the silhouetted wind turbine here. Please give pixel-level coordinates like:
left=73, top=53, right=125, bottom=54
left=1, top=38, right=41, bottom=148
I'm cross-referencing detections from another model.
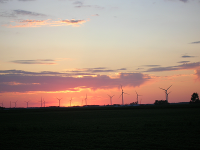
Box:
left=85, top=94, right=87, bottom=106
left=39, top=97, right=43, bottom=107
left=135, top=91, right=142, bottom=104
left=57, top=97, right=63, bottom=107
left=119, top=85, right=128, bottom=105
left=43, top=98, right=45, bottom=107
left=166, top=91, right=172, bottom=102
left=108, top=95, right=114, bottom=105
left=13, top=101, right=17, bottom=108
left=159, top=85, right=172, bottom=102
left=24, top=101, right=30, bottom=108
left=0, top=101, right=3, bottom=107
left=69, top=97, right=72, bottom=107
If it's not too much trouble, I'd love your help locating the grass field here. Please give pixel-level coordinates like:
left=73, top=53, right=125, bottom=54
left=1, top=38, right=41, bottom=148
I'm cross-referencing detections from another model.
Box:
left=1, top=104, right=200, bottom=150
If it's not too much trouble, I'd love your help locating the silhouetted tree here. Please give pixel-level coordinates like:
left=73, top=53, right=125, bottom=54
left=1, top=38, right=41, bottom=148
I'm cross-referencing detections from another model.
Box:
left=190, top=93, right=199, bottom=103
left=154, top=100, right=169, bottom=105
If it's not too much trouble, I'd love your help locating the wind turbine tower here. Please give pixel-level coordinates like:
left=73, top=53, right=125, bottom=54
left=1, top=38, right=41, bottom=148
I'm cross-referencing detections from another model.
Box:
left=108, top=95, right=114, bottom=105
left=40, top=97, right=43, bottom=107
left=57, top=97, right=62, bottom=107
left=24, top=101, right=30, bottom=108
left=13, top=101, right=17, bottom=108
left=119, top=85, right=128, bottom=105
left=85, top=94, right=87, bottom=106
left=43, top=98, right=45, bottom=107
left=0, top=102, right=3, bottom=107
left=135, top=91, right=142, bottom=104
left=69, top=97, right=72, bottom=107
left=159, top=85, right=172, bottom=102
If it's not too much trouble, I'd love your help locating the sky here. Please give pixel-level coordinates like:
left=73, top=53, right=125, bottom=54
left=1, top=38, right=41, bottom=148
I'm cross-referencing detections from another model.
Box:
left=0, top=0, right=200, bottom=108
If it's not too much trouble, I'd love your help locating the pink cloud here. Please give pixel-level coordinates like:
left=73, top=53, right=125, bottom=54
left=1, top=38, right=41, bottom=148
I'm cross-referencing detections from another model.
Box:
left=0, top=72, right=151, bottom=93
left=3, top=19, right=88, bottom=28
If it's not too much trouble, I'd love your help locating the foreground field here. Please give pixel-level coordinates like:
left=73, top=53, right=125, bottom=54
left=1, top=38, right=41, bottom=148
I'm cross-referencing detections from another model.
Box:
left=0, top=104, right=200, bottom=150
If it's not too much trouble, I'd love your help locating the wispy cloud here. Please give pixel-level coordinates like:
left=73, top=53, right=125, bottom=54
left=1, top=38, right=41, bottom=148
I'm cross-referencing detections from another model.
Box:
left=18, top=0, right=36, bottom=1
left=73, top=1, right=104, bottom=9
left=11, top=59, right=56, bottom=65
left=0, top=9, right=46, bottom=18
left=13, top=9, right=46, bottom=17
left=179, top=0, right=189, bottom=3
left=177, top=61, right=190, bottom=63
left=190, top=41, right=200, bottom=44
left=142, top=65, right=161, bottom=67
left=181, top=55, right=195, bottom=58
left=3, top=19, right=88, bottom=28
left=0, top=0, right=9, bottom=3
left=0, top=70, right=151, bottom=93
left=144, top=62, right=200, bottom=72
left=68, top=67, right=127, bottom=74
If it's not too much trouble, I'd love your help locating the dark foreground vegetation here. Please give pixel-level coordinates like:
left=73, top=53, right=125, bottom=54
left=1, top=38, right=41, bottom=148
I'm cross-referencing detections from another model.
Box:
left=1, top=104, right=200, bottom=150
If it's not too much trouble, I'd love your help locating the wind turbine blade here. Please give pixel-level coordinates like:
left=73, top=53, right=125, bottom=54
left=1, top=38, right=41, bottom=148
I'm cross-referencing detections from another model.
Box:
left=119, top=94, right=122, bottom=98
left=167, top=85, right=172, bottom=90
left=159, top=87, right=165, bottom=90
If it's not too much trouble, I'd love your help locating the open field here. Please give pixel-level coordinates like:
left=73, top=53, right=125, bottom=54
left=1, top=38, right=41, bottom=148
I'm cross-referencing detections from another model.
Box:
left=1, top=104, right=200, bottom=150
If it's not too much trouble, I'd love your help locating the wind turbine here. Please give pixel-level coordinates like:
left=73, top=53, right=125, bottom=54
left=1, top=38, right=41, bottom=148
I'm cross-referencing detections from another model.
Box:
left=13, top=101, right=17, bottom=108
left=39, top=97, right=43, bottom=107
left=166, top=91, right=172, bottom=102
left=24, top=101, right=30, bottom=108
left=43, top=98, right=45, bottom=107
left=0, top=101, right=3, bottom=107
left=57, top=97, right=62, bottom=107
left=119, top=85, right=128, bottom=105
left=159, top=85, right=172, bottom=102
left=108, top=95, right=114, bottom=105
left=85, top=94, right=87, bottom=106
left=69, top=97, right=72, bottom=107
left=135, top=91, right=142, bottom=104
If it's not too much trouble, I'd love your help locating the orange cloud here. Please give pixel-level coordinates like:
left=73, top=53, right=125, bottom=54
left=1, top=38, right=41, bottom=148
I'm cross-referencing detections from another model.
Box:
left=4, top=19, right=88, bottom=28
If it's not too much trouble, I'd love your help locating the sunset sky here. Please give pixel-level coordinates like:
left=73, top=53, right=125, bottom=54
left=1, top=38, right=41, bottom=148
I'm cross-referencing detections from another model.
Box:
left=0, top=0, right=200, bottom=108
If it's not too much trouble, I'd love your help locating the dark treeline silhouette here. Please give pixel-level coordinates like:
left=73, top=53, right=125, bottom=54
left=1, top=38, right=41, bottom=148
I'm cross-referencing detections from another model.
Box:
left=154, top=100, right=169, bottom=105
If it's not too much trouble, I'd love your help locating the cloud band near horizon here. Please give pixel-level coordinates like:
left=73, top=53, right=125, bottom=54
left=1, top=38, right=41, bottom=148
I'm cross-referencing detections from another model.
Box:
left=0, top=71, right=151, bottom=93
